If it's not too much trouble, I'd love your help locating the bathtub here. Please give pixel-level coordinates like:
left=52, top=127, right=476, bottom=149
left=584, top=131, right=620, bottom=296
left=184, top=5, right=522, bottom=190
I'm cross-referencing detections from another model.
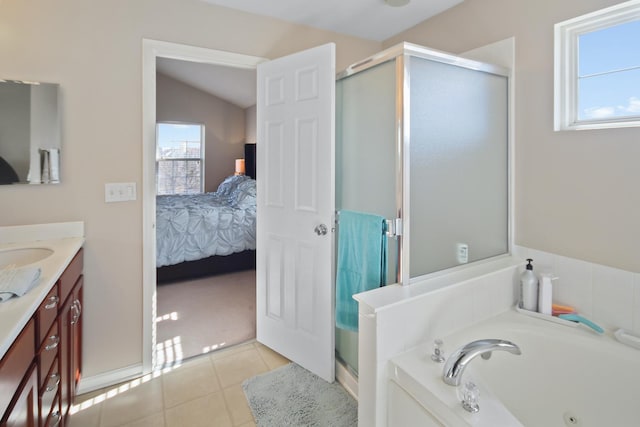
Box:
left=388, top=308, right=640, bottom=427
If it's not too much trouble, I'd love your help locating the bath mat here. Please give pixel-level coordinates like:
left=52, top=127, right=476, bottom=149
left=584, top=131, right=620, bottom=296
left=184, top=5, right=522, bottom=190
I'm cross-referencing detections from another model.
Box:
left=242, top=363, right=357, bottom=427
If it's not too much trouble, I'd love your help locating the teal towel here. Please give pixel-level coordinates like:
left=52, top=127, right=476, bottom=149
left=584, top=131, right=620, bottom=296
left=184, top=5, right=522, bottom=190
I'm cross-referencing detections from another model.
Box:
left=336, top=210, right=387, bottom=332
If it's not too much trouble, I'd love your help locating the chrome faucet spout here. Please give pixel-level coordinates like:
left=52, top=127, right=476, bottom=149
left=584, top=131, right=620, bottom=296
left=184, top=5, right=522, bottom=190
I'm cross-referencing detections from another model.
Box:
left=443, top=339, right=521, bottom=386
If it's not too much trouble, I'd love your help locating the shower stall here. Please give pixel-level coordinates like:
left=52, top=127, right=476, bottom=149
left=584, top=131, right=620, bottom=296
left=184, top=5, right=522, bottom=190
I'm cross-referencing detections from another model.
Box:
left=335, top=43, right=510, bottom=374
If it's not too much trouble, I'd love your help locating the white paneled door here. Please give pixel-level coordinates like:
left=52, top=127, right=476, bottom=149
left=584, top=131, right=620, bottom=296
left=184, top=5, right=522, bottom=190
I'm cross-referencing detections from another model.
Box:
left=256, top=43, right=336, bottom=382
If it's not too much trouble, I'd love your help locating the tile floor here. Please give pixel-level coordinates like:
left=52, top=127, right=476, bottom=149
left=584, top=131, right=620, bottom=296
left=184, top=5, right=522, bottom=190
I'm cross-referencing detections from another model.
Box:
left=69, top=341, right=290, bottom=427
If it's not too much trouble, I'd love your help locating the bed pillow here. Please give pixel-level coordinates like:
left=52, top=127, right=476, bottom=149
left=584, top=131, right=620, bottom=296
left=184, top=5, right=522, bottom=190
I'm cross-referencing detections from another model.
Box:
left=215, top=174, right=249, bottom=196
left=230, top=179, right=257, bottom=209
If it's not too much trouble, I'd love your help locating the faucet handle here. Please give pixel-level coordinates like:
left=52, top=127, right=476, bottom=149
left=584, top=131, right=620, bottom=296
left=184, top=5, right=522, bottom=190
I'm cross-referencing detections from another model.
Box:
left=431, top=339, right=445, bottom=363
left=458, top=380, right=480, bottom=413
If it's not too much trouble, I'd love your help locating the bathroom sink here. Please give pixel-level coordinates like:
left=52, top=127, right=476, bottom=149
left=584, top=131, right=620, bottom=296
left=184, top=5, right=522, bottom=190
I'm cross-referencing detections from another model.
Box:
left=0, top=248, right=54, bottom=269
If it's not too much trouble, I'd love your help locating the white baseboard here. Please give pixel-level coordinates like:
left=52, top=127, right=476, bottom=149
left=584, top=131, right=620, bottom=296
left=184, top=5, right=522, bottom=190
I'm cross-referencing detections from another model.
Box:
left=336, top=360, right=358, bottom=400
left=76, top=363, right=144, bottom=395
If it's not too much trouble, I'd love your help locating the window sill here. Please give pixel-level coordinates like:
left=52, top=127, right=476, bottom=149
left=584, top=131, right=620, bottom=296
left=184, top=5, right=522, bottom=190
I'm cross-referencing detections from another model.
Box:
left=555, top=119, right=640, bottom=131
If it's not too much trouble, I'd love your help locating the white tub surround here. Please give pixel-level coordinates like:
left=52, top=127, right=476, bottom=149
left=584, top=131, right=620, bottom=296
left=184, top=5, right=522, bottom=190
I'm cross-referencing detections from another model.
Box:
left=356, top=244, right=640, bottom=426
left=389, top=342, right=522, bottom=427
left=390, top=308, right=640, bottom=426
left=515, top=246, right=640, bottom=337
left=0, top=222, right=84, bottom=358
left=355, top=256, right=521, bottom=427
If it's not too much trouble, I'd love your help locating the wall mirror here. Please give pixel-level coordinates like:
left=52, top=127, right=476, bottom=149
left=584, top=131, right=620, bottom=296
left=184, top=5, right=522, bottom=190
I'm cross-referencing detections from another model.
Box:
left=0, top=80, right=61, bottom=185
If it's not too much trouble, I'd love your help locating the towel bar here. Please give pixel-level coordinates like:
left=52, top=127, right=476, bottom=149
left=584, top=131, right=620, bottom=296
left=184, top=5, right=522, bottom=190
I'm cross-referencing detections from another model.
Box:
left=335, top=211, right=402, bottom=238
left=386, top=218, right=402, bottom=238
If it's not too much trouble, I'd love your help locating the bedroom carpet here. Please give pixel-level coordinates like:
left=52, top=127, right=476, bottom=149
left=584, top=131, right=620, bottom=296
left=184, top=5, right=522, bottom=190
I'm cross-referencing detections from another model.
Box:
left=156, top=269, right=256, bottom=364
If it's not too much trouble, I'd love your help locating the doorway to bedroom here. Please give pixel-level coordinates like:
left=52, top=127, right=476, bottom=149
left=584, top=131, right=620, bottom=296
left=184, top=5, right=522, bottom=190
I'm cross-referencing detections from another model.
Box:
left=151, top=51, right=260, bottom=367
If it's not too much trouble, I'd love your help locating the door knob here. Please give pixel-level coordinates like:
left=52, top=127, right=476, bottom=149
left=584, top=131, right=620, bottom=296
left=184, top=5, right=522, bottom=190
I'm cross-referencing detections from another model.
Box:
left=314, top=224, right=328, bottom=236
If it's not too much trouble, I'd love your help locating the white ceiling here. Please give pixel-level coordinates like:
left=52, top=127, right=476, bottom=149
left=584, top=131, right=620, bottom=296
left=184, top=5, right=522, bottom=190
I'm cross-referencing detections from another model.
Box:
left=157, top=0, right=463, bottom=108
left=157, top=58, right=257, bottom=109
left=200, top=0, right=463, bottom=42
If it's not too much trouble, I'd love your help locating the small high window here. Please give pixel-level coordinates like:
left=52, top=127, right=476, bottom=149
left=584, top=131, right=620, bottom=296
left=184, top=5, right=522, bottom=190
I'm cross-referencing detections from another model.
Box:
left=555, top=0, right=640, bottom=130
left=156, top=122, right=204, bottom=195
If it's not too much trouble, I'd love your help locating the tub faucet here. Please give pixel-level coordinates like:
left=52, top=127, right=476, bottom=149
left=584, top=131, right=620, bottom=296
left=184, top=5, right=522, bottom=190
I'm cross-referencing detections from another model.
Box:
left=442, top=339, right=521, bottom=386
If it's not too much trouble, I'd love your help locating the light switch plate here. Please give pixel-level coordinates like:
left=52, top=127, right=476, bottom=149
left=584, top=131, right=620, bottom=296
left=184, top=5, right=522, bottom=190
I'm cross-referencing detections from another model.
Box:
left=105, top=182, right=137, bottom=202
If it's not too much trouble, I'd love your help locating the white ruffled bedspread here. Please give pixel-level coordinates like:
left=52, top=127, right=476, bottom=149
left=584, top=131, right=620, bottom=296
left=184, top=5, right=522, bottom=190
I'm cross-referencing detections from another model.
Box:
left=156, top=175, right=256, bottom=267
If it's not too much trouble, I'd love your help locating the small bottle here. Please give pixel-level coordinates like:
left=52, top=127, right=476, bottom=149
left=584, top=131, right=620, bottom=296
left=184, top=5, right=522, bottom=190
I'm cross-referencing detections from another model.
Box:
left=520, top=259, right=538, bottom=311
left=538, top=274, right=554, bottom=315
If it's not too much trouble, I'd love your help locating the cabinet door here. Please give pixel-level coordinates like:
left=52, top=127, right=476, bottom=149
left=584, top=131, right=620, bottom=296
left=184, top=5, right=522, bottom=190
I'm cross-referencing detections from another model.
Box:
left=58, top=293, right=72, bottom=423
left=59, top=277, right=83, bottom=424
left=71, top=279, right=83, bottom=400
left=1, top=364, right=38, bottom=427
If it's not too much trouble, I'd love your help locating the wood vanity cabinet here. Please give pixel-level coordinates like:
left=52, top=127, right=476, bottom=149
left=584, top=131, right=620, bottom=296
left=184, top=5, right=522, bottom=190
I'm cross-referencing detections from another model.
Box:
left=0, top=320, right=37, bottom=427
left=59, top=276, right=82, bottom=424
left=0, top=248, right=83, bottom=427
left=57, top=248, right=83, bottom=426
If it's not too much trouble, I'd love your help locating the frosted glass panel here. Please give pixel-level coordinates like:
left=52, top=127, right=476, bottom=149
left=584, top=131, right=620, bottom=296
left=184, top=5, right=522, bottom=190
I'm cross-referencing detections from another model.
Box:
left=409, top=57, right=508, bottom=277
left=335, top=59, right=399, bottom=372
left=336, top=59, right=398, bottom=285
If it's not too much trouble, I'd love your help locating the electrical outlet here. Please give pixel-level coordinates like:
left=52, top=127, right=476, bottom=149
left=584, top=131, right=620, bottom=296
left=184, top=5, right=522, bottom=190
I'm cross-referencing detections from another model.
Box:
left=456, top=243, right=469, bottom=264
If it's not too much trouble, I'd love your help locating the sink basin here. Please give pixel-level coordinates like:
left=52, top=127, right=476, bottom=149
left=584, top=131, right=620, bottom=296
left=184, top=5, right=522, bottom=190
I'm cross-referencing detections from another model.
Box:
left=0, top=248, right=54, bottom=269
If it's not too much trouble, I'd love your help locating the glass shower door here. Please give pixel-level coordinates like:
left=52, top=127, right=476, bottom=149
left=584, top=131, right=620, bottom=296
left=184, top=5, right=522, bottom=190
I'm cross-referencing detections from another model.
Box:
left=335, top=58, right=400, bottom=373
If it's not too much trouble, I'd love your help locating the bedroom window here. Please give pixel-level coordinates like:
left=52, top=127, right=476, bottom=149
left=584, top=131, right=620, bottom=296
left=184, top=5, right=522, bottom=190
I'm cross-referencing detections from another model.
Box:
left=554, top=0, right=640, bottom=130
left=156, top=122, right=205, bottom=195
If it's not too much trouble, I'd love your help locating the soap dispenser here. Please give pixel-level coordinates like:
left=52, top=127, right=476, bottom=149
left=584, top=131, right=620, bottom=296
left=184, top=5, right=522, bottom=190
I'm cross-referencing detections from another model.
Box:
left=520, top=259, right=538, bottom=312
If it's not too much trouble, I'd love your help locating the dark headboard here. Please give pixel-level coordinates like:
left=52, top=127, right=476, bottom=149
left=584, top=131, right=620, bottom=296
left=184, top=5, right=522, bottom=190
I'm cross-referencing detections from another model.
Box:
left=244, top=143, right=256, bottom=179
left=0, top=156, right=19, bottom=184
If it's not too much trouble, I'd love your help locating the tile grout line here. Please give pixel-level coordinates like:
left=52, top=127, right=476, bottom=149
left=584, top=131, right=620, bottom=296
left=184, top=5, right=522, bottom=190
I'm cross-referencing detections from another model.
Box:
left=210, top=349, right=238, bottom=425
left=96, top=394, right=105, bottom=427
left=159, top=367, right=168, bottom=427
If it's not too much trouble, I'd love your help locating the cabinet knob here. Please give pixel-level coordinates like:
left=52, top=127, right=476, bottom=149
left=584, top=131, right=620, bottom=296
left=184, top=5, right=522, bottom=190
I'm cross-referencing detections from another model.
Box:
left=50, top=410, right=62, bottom=426
left=45, top=372, right=61, bottom=392
left=44, top=295, right=59, bottom=310
left=45, top=335, right=60, bottom=351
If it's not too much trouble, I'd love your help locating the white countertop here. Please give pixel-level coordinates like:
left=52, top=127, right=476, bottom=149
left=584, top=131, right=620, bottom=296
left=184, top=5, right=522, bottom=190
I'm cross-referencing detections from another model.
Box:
left=0, top=222, right=84, bottom=360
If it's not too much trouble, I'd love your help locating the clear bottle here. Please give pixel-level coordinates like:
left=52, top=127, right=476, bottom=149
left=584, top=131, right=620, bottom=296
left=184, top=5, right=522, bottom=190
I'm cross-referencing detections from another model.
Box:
left=520, top=259, right=538, bottom=311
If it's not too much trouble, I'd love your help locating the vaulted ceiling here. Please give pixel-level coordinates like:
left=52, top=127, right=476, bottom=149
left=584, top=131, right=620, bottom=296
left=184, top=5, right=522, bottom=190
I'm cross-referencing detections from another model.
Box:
left=157, top=0, right=463, bottom=108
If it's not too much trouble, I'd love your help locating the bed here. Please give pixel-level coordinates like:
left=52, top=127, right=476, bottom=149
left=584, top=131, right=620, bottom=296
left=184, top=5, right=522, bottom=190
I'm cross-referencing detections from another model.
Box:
left=156, top=174, right=256, bottom=283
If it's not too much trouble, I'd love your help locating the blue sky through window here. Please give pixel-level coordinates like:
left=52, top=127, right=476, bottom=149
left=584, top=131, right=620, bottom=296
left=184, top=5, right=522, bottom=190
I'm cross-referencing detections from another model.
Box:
left=156, top=123, right=202, bottom=158
left=577, top=19, right=640, bottom=120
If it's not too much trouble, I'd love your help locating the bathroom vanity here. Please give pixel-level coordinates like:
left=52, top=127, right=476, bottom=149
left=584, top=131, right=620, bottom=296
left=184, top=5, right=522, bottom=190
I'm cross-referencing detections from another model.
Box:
left=0, top=222, right=84, bottom=427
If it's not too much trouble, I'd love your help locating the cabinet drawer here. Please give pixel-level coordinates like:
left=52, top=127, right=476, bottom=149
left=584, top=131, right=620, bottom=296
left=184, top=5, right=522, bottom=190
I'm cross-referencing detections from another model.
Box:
left=59, top=248, right=83, bottom=304
left=0, top=319, right=35, bottom=417
left=37, top=284, right=60, bottom=348
left=38, top=322, right=60, bottom=390
left=43, top=394, right=61, bottom=427
left=40, top=357, right=60, bottom=423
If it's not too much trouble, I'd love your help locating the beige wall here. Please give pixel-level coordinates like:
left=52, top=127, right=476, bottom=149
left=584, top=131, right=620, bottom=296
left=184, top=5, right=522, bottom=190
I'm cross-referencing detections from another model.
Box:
left=0, top=0, right=380, bottom=379
left=157, top=73, right=245, bottom=192
left=387, top=0, right=639, bottom=273
left=4, top=0, right=636, bottom=385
